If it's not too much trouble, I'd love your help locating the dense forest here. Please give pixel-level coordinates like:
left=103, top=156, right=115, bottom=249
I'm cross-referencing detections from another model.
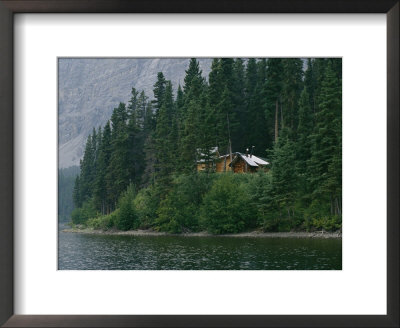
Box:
left=70, top=58, right=342, bottom=234
left=58, top=166, right=80, bottom=222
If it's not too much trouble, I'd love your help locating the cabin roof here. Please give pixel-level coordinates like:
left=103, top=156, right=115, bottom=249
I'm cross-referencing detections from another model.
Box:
left=229, top=152, right=269, bottom=167
left=196, top=148, right=269, bottom=167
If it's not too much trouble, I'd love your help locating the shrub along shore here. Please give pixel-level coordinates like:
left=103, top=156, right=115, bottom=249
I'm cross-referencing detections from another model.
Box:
left=71, top=172, right=342, bottom=235
left=63, top=227, right=341, bottom=239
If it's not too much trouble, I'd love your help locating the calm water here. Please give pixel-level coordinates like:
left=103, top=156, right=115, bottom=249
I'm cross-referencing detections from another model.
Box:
left=58, top=230, right=342, bottom=270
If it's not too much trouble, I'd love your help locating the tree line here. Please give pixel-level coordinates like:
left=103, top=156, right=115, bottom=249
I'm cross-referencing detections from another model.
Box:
left=58, top=166, right=80, bottom=223
left=71, top=58, right=342, bottom=233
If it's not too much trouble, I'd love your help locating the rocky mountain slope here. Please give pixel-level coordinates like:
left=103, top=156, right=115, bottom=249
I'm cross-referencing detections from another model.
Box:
left=58, top=58, right=212, bottom=168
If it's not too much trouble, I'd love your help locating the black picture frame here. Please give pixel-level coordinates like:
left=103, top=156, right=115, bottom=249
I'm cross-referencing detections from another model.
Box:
left=0, top=1, right=398, bottom=327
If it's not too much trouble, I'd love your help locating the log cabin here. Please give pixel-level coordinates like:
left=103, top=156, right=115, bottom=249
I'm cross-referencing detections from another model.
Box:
left=196, top=147, right=269, bottom=173
left=228, top=152, right=269, bottom=173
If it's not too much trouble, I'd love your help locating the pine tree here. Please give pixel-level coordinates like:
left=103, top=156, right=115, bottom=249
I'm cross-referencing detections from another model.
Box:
left=308, top=62, right=342, bottom=216
left=107, top=102, right=130, bottom=209
left=183, top=58, right=204, bottom=95
left=295, top=88, right=314, bottom=205
left=231, top=58, right=247, bottom=151
left=94, top=121, right=112, bottom=214
left=281, top=58, right=304, bottom=133
left=152, top=72, right=167, bottom=115
left=136, top=90, right=148, bottom=129
left=78, top=132, right=96, bottom=203
left=271, top=130, right=297, bottom=223
left=127, top=87, right=139, bottom=116
left=127, top=95, right=145, bottom=187
left=304, top=59, right=317, bottom=112
left=142, top=101, right=157, bottom=187
left=246, top=59, right=270, bottom=155
left=175, top=84, right=185, bottom=144
left=265, top=58, right=283, bottom=143
left=243, top=58, right=258, bottom=152
left=154, top=81, right=176, bottom=190
left=180, top=98, right=201, bottom=173
left=180, top=60, right=212, bottom=173
left=245, top=58, right=258, bottom=99
left=72, top=175, right=81, bottom=208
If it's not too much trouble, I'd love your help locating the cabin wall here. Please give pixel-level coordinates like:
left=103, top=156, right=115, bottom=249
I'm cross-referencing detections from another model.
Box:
left=232, top=160, right=246, bottom=173
left=197, top=163, right=206, bottom=171
left=231, top=158, right=265, bottom=173
left=215, top=157, right=233, bottom=172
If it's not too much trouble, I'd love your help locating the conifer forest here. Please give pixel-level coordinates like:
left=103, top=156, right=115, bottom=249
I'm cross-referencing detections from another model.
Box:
left=69, top=58, right=342, bottom=234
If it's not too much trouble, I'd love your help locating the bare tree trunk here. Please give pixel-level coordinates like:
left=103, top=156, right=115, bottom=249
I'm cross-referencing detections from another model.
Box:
left=223, top=156, right=227, bottom=172
left=275, top=99, right=279, bottom=142
left=280, top=102, right=284, bottom=128
left=223, top=144, right=229, bottom=172
left=227, top=113, right=232, bottom=172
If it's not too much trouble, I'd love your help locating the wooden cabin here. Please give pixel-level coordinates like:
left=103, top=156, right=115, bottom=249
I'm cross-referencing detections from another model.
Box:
left=196, top=147, right=269, bottom=173
left=229, top=153, right=269, bottom=173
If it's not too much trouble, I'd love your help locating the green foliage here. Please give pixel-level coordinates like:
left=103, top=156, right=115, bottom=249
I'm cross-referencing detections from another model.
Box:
left=87, top=209, right=119, bottom=230
left=200, top=174, right=257, bottom=234
left=271, top=131, right=298, bottom=221
left=59, top=166, right=79, bottom=222
left=154, top=81, right=177, bottom=188
left=115, top=184, right=138, bottom=231
left=71, top=199, right=97, bottom=225
left=134, top=185, right=160, bottom=228
left=156, top=173, right=215, bottom=233
left=306, top=215, right=342, bottom=232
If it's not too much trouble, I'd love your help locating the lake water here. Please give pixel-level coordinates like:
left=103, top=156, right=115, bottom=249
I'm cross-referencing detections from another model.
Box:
left=58, top=230, right=342, bottom=270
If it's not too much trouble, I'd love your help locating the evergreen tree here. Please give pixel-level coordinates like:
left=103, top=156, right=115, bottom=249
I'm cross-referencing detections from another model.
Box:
left=304, top=59, right=317, bottom=112
left=154, top=81, right=176, bottom=190
left=78, top=132, right=96, bottom=204
left=295, top=88, right=314, bottom=207
left=127, top=95, right=145, bottom=187
left=296, top=88, right=314, bottom=167
left=183, top=58, right=204, bottom=95
left=265, top=58, right=284, bottom=143
left=271, top=130, right=298, bottom=224
left=72, top=175, right=81, bottom=208
left=208, top=59, right=224, bottom=110
left=281, top=58, right=304, bottom=133
left=308, top=62, right=342, bottom=216
left=116, top=183, right=138, bottom=231
left=175, top=84, right=185, bottom=143
left=243, top=58, right=258, bottom=153
left=245, top=58, right=258, bottom=99
left=107, top=102, right=130, bottom=209
left=152, top=72, right=167, bottom=115
left=231, top=58, right=247, bottom=151
left=94, top=121, right=112, bottom=214
left=136, top=90, right=148, bottom=129
left=127, top=87, right=139, bottom=116
left=142, top=101, right=157, bottom=187
left=207, top=58, right=238, bottom=155
left=246, top=59, right=270, bottom=155
left=180, top=60, right=212, bottom=173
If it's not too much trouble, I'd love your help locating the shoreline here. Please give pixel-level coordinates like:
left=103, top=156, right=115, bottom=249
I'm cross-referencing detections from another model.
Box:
left=62, top=228, right=341, bottom=239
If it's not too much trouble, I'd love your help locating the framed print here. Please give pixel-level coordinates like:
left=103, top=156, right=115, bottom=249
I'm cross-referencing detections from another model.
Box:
left=0, top=1, right=398, bottom=327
